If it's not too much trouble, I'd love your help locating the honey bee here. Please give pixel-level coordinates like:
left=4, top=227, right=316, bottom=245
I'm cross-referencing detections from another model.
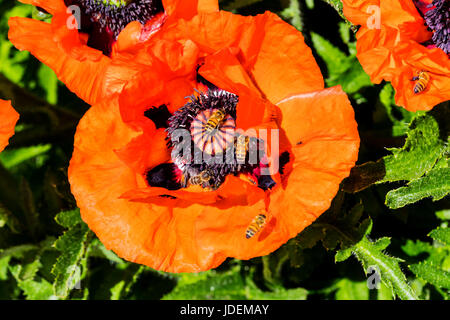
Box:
left=245, top=214, right=267, bottom=239
left=235, top=134, right=250, bottom=164
left=188, top=169, right=213, bottom=186
left=204, top=109, right=226, bottom=135
left=412, top=70, right=430, bottom=94
left=191, top=108, right=235, bottom=155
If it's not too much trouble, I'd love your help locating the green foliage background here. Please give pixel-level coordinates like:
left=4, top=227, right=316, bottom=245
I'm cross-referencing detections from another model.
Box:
left=0, top=0, right=449, bottom=300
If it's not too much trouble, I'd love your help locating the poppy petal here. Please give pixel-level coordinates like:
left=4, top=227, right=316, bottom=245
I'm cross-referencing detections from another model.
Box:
left=342, top=0, right=450, bottom=111
left=162, top=0, right=219, bottom=20
left=0, top=100, right=19, bottom=153
left=194, top=86, right=359, bottom=260
left=8, top=17, right=145, bottom=105
left=18, top=0, right=66, bottom=15
left=69, top=97, right=228, bottom=272
left=152, top=11, right=324, bottom=104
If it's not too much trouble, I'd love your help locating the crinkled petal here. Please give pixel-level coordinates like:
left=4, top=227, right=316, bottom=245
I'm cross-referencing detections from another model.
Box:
left=162, top=0, right=219, bottom=20
left=69, top=97, right=229, bottom=272
left=150, top=11, right=324, bottom=104
left=341, top=0, right=450, bottom=111
left=8, top=17, right=144, bottom=105
left=194, top=87, right=359, bottom=260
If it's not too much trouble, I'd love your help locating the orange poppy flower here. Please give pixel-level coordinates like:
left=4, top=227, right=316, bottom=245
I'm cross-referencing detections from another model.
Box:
left=0, top=100, right=19, bottom=153
left=68, top=11, right=360, bottom=272
left=8, top=0, right=219, bottom=105
left=341, top=0, right=450, bottom=111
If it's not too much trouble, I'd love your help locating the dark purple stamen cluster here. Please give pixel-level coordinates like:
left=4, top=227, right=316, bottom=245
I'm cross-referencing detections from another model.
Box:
left=162, top=90, right=274, bottom=191
left=423, top=0, right=450, bottom=54
left=64, top=0, right=163, bottom=55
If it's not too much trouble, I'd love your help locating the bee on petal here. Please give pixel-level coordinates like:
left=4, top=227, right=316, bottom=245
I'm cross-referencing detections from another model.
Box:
left=412, top=70, right=430, bottom=94
left=245, top=214, right=267, bottom=239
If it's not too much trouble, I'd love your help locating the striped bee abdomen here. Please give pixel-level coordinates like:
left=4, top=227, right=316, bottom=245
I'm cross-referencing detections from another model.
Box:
left=189, top=170, right=212, bottom=186
left=245, top=214, right=267, bottom=239
left=235, top=134, right=249, bottom=164
left=191, top=109, right=235, bottom=155
left=413, top=70, right=430, bottom=94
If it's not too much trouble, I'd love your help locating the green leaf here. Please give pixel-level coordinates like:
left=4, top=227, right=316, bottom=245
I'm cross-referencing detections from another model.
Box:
left=10, top=265, right=56, bottom=300
left=381, top=114, right=447, bottom=183
left=163, top=268, right=247, bottom=300
left=311, top=32, right=348, bottom=75
left=109, top=265, right=144, bottom=300
left=7, top=239, right=58, bottom=300
left=305, top=0, right=315, bottom=9
left=379, top=83, right=415, bottom=136
left=88, top=238, right=125, bottom=265
left=296, top=227, right=325, bottom=249
left=335, top=247, right=353, bottom=262
left=280, top=0, right=303, bottom=31
left=55, top=209, right=83, bottom=228
left=334, top=278, right=369, bottom=300
left=164, top=266, right=308, bottom=300
left=429, top=227, right=450, bottom=246
left=37, top=64, right=58, bottom=105
left=0, top=145, right=51, bottom=169
left=410, top=262, right=450, bottom=290
left=245, top=280, right=307, bottom=300
left=0, top=244, right=38, bottom=260
left=386, top=168, right=450, bottom=209
left=310, top=32, right=371, bottom=94
left=336, top=235, right=418, bottom=300
left=436, top=209, right=450, bottom=221
left=52, top=210, right=90, bottom=299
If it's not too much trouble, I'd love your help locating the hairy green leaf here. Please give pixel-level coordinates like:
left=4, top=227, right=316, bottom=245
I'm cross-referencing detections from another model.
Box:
left=386, top=168, right=450, bottom=209
left=10, top=264, right=56, bottom=300
left=429, top=227, right=450, bottom=246
left=336, top=235, right=418, bottom=300
left=409, top=262, right=450, bottom=290
left=382, top=114, right=447, bottom=183
left=55, top=209, right=83, bottom=228
left=310, top=32, right=371, bottom=94
left=52, top=210, right=90, bottom=299
left=163, top=268, right=246, bottom=300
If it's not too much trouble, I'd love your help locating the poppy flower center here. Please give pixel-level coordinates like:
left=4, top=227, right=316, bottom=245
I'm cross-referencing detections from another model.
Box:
left=148, top=90, right=276, bottom=192
left=64, top=0, right=163, bottom=55
left=415, top=0, right=450, bottom=54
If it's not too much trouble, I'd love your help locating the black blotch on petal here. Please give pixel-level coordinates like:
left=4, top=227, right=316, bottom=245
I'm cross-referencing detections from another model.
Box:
left=146, top=163, right=181, bottom=190
left=258, top=175, right=276, bottom=191
left=160, top=194, right=177, bottom=199
left=144, top=104, right=172, bottom=129
left=279, top=151, right=290, bottom=175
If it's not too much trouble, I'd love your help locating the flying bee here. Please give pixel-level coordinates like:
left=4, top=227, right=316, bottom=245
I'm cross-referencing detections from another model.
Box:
left=245, top=214, right=267, bottom=239
left=204, top=109, right=226, bottom=135
left=411, top=70, right=430, bottom=94
left=235, top=134, right=250, bottom=165
left=188, top=169, right=213, bottom=187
